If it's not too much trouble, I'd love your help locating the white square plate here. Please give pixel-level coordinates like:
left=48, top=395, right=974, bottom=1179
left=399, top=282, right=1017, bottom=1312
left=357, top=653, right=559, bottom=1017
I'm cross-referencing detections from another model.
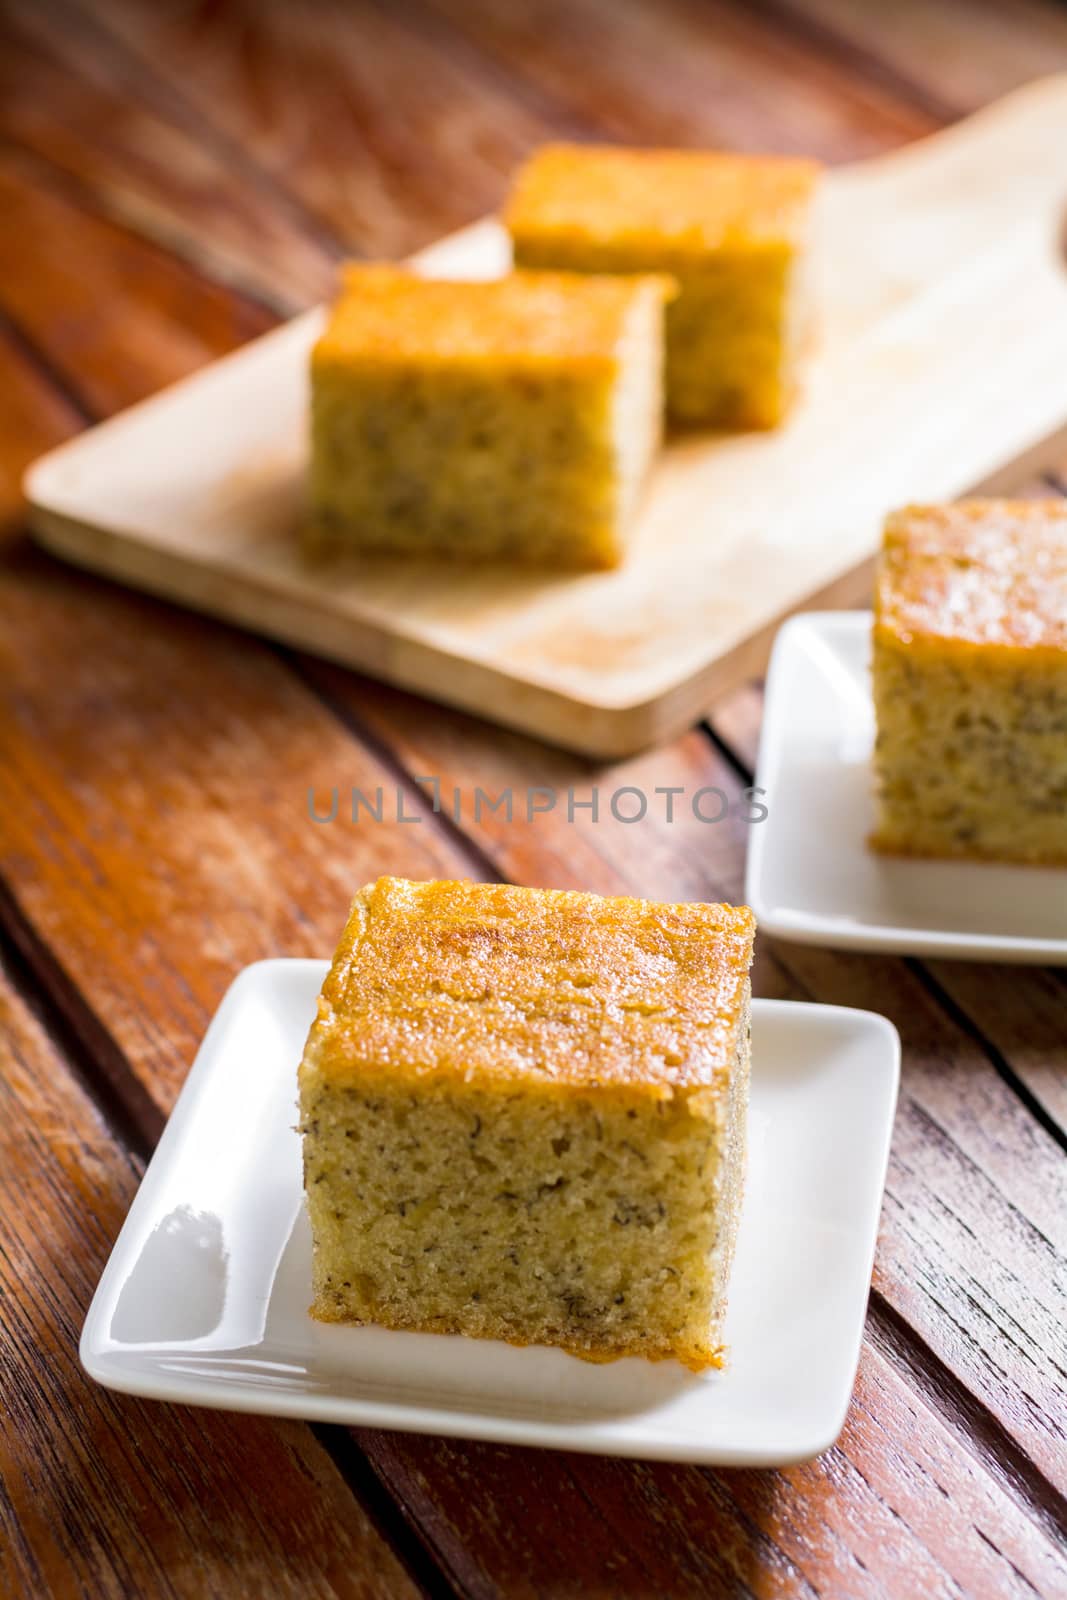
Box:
left=81, top=959, right=899, bottom=1466
left=746, top=611, right=1067, bottom=963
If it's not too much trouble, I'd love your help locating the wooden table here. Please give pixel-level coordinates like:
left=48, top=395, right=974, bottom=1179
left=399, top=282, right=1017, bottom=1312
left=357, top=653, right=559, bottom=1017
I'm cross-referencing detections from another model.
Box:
left=1, top=2, right=1065, bottom=1595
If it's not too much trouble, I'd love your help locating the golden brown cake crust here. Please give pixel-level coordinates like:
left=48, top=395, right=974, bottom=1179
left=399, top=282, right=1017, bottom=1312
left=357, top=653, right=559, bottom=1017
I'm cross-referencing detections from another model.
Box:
left=505, top=144, right=821, bottom=254
left=875, top=501, right=1067, bottom=658
left=315, top=264, right=674, bottom=369
left=304, top=877, right=756, bottom=1099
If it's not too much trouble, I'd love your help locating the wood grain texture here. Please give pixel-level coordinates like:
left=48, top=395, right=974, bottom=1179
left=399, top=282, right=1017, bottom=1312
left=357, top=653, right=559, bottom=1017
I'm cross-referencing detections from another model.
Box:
left=363, top=1338, right=1067, bottom=1600
left=4, top=504, right=1064, bottom=1593
left=96, top=0, right=933, bottom=162
left=918, top=961, right=1067, bottom=1134
left=0, top=155, right=273, bottom=416
left=0, top=0, right=935, bottom=324
left=0, top=0, right=340, bottom=312
left=1, top=2, right=1065, bottom=1596
left=765, top=0, right=1067, bottom=115
left=60, top=0, right=556, bottom=261
left=0, top=949, right=420, bottom=1600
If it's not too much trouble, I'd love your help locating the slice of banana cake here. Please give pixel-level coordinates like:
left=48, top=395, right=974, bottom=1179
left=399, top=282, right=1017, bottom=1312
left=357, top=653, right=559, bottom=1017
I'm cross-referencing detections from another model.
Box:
left=309, top=266, right=671, bottom=569
left=299, top=876, right=755, bottom=1370
left=506, top=144, right=821, bottom=428
left=871, top=501, right=1067, bottom=864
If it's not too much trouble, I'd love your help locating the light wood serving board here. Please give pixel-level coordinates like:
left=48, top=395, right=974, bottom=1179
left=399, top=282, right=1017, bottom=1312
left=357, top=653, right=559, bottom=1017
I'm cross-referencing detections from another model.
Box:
left=25, top=78, right=1067, bottom=758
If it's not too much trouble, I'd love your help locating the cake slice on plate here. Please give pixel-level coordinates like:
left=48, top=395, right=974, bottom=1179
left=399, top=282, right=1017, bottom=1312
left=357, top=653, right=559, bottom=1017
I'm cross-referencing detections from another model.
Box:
left=299, top=876, right=755, bottom=1370
left=871, top=500, right=1067, bottom=864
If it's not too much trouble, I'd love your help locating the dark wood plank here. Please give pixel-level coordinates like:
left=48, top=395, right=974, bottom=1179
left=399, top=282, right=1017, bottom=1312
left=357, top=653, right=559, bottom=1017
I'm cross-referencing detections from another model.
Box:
left=5, top=457, right=1064, bottom=1599
left=918, top=962, right=1067, bottom=1133
left=706, top=686, right=764, bottom=775
left=44, top=0, right=556, bottom=262
left=0, top=947, right=421, bottom=1600
left=0, top=316, right=477, bottom=1117
left=364, top=1340, right=1067, bottom=1599
left=0, top=154, right=273, bottom=416
left=95, top=0, right=935, bottom=159
left=409, top=0, right=934, bottom=153
left=0, top=0, right=340, bottom=311
left=771, top=0, right=1067, bottom=115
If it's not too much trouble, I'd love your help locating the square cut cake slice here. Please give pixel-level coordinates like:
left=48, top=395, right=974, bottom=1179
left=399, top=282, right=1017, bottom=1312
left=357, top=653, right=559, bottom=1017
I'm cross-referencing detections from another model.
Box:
left=505, top=144, right=820, bottom=429
left=299, top=877, right=755, bottom=1370
left=309, top=265, right=672, bottom=569
left=871, top=501, right=1067, bottom=864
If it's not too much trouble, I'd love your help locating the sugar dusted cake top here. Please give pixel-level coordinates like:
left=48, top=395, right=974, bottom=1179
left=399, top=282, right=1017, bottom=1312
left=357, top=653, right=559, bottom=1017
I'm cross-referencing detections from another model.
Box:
left=506, top=144, right=821, bottom=254
left=314, top=265, right=672, bottom=370
left=876, top=501, right=1067, bottom=657
left=305, top=877, right=755, bottom=1099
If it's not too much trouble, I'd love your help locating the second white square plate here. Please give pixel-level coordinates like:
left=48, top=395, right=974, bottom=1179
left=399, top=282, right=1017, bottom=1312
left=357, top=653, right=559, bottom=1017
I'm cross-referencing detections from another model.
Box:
left=81, top=959, right=899, bottom=1466
left=746, top=611, right=1067, bottom=963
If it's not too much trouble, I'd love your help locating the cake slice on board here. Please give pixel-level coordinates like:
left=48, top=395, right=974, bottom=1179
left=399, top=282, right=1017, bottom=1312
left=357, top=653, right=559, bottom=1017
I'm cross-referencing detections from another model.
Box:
left=506, top=144, right=820, bottom=428
left=310, top=266, right=672, bottom=570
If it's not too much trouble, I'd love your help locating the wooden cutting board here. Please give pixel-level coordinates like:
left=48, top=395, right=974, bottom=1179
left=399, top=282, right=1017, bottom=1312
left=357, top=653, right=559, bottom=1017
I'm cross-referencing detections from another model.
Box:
left=25, top=77, right=1067, bottom=758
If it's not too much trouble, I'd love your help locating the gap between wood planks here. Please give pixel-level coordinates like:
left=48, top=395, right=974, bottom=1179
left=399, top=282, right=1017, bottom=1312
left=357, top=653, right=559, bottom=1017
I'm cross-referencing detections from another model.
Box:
left=865, top=1296, right=1067, bottom=1553
left=4, top=0, right=351, bottom=286
left=281, top=656, right=1067, bottom=1549
left=0, top=299, right=98, bottom=433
